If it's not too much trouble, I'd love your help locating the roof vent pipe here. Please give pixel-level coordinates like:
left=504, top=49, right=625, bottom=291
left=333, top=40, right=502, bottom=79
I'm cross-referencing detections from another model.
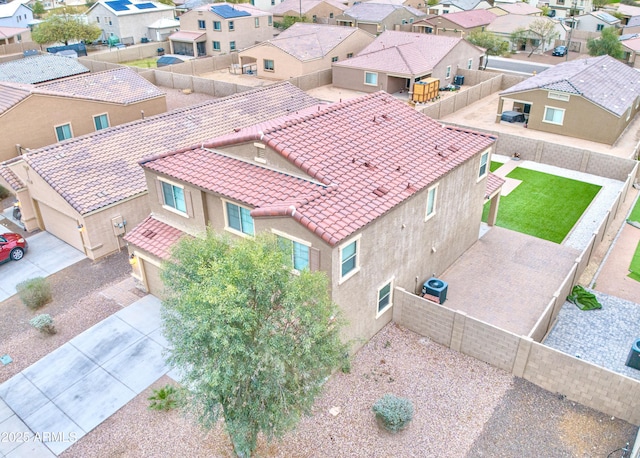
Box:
left=141, top=110, right=145, bottom=120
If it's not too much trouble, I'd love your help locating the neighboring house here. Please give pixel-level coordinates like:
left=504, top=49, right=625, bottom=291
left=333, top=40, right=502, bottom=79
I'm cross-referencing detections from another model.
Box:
left=498, top=55, right=640, bottom=145
left=362, top=0, right=425, bottom=12
left=428, top=0, right=491, bottom=16
left=269, top=0, right=347, bottom=24
left=488, top=3, right=541, bottom=16
left=0, top=54, right=89, bottom=84
left=543, top=0, right=592, bottom=19
left=336, top=3, right=426, bottom=36
left=0, top=83, right=319, bottom=260
left=617, top=3, right=640, bottom=32
left=124, top=91, right=498, bottom=348
left=169, top=3, right=272, bottom=56
left=238, top=23, right=375, bottom=79
left=620, top=35, right=640, bottom=68
left=487, top=15, right=566, bottom=54
left=569, top=11, right=620, bottom=32
left=0, top=25, right=30, bottom=45
left=147, top=17, right=180, bottom=41
left=622, top=13, right=640, bottom=35
left=0, top=1, right=32, bottom=28
left=333, top=30, right=484, bottom=93
left=0, top=67, right=167, bottom=162
left=412, top=9, right=496, bottom=38
left=86, top=0, right=176, bottom=44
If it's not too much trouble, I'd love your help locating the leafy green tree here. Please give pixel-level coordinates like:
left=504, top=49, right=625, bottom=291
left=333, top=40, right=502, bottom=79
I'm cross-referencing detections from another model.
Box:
left=467, top=30, right=509, bottom=69
left=592, top=0, right=610, bottom=9
left=31, top=2, right=45, bottom=18
left=161, top=231, right=349, bottom=458
left=277, top=15, right=309, bottom=30
left=32, top=16, right=101, bottom=45
left=587, top=27, right=624, bottom=58
left=527, top=18, right=559, bottom=57
left=510, top=27, right=528, bottom=51
left=156, top=0, right=174, bottom=5
left=539, top=5, right=551, bottom=16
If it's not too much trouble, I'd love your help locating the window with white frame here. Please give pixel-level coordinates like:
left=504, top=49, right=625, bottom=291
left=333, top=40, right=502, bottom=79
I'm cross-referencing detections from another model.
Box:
left=268, top=16, right=273, bottom=25
left=425, top=185, right=437, bottom=220
left=377, top=279, right=393, bottom=316
left=55, top=123, right=72, bottom=141
left=597, top=23, right=604, bottom=31
left=548, top=91, right=570, bottom=102
left=445, top=66, right=451, bottom=78
left=161, top=180, right=187, bottom=213
left=97, top=16, right=100, bottom=23
left=264, top=59, right=274, bottom=71
left=339, top=237, right=360, bottom=281
left=276, top=234, right=310, bottom=271
left=364, top=71, right=378, bottom=86
left=478, top=150, right=489, bottom=179
left=255, top=17, right=260, bottom=27
left=331, top=56, right=338, bottom=62
left=229, top=21, right=235, bottom=31
left=213, top=41, right=221, bottom=51
left=225, top=201, right=254, bottom=236
left=93, top=114, right=109, bottom=131
left=467, top=58, right=473, bottom=69
left=214, top=21, right=221, bottom=30
left=230, top=41, right=236, bottom=51
left=347, top=52, right=353, bottom=58
left=198, top=19, right=206, bottom=29
left=543, top=106, right=565, bottom=125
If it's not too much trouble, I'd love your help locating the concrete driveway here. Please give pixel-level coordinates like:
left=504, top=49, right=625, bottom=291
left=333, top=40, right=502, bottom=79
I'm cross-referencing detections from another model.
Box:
left=0, top=223, right=85, bottom=302
left=0, top=295, right=168, bottom=457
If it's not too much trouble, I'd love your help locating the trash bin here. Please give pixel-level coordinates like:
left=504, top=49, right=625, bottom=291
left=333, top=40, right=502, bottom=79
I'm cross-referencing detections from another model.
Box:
left=453, top=75, right=464, bottom=86
left=625, top=338, right=640, bottom=370
left=141, top=37, right=149, bottom=43
left=157, top=47, right=165, bottom=56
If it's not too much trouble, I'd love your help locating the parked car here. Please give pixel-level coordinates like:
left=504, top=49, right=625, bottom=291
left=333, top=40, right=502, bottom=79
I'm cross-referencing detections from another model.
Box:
left=500, top=110, right=526, bottom=123
left=0, top=232, right=28, bottom=263
left=552, top=46, right=567, bottom=56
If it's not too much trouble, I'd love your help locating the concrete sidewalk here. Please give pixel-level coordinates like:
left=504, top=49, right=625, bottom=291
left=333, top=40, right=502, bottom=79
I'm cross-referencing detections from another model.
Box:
left=0, top=295, right=168, bottom=457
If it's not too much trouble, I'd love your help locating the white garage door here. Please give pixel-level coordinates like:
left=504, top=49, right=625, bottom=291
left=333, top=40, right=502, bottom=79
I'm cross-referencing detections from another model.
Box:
left=37, top=202, right=84, bottom=252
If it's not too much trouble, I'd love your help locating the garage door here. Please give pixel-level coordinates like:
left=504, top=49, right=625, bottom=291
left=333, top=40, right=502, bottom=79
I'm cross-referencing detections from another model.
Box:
left=37, top=202, right=84, bottom=252
left=143, top=260, right=166, bottom=299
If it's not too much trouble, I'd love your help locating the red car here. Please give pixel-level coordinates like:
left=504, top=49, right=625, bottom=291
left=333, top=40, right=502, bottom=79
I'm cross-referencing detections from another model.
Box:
left=0, top=232, right=28, bottom=263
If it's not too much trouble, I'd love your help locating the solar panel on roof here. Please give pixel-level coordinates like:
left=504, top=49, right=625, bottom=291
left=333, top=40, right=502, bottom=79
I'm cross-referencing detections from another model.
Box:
left=211, top=4, right=250, bottom=18
left=105, top=1, right=130, bottom=11
left=135, top=2, right=157, bottom=8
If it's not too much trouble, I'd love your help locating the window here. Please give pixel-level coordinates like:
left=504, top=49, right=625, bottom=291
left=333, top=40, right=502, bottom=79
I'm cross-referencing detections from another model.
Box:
left=17, top=34, right=22, bottom=42
left=93, top=114, right=109, bottom=131
left=340, top=238, right=359, bottom=280
left=55, top=123, right=72, bottom=141
left=277, top=236, right=310, bottom=271
left=377, top=279, right=393, bottom=316
left=264, top=59, right=274, bottom=71
left=268, top=16, right=273, bottom=26
left=213, top=21, right=221, bottom=31
left=364, top=71, right=378, bottom=86
left=108, top=17, right=112, bottom=25
left=229, top=21, right=235, bottom=31
left=96, top=17, right=100, bottom=23
left=478, top=150, right=489, bottom=179
left=329, top=12, right=334, bottom=18
left=409, top=17, right=414, bottom=23
left=313, top=15, right=317, bottom=22
left=271, top=0, right=275, bottom=4
left=198, top=19, right=206, bottom=29
left=104, top=16, right=108, bottom=24
left=161, top=181, right=186, bottom=213
left=597, top=23, right=604, bottom=31
left=230, top=41, right=236, bottom=51
left=543, top=106, right=565, bottom=125
left=255, top=17, right=260, bottom=27
left=445, top=65, right=451, bottom=79
left=425, top=185, right=437, bottom=220
left=213, top=41, right=221, bottom=51
left=401, top=19, right=407, bottom=24
left=548, top=91, right=570, bottom=101
left=331, top=56, right=338, bottom=62
left=226, top=202, right=254, bottom=236
left=467, top=58, right=473, bottom=69
left=347, top=52, right=353, bottom=58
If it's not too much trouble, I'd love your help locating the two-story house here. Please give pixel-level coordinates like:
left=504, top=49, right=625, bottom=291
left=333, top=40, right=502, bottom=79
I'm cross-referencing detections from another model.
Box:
left=336, top=3, right=426, bottom=35
left=428, top=0, right=491, bottom=16
left=169, top=3, right=272, bottom=56
left=412, top=9, right=496, bottom=37
left=269, top=0, right=347, bottom=24
left=124, top=92, right=497, bottom=348
left=0, top=1, right=33, bottom=28
left=86, top=0, right=175, bottom=44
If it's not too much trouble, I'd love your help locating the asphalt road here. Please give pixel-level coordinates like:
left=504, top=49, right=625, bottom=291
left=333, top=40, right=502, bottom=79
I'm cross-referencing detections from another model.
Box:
left=486, top=56, right=553, bottom=75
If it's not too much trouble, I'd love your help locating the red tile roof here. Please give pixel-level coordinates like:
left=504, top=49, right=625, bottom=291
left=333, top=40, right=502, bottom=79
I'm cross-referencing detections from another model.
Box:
left=146, top=91, right=495, bottom=246
left=0, top=163, right=24, bottom=192
left=23, top=82, right=321, bottom=215
left=485, top=172, right=504, bottom=199
left=124, top=215, right=186, bottom=259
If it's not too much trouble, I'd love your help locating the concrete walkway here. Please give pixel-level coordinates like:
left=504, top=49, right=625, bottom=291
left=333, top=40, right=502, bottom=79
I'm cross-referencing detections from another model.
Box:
left=0, top=294, right=168, bottom=457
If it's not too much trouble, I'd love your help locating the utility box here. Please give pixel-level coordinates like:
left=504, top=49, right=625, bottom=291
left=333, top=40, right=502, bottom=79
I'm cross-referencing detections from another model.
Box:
left=453, top=75, right=464, bottom=86
left=422, top=277, right=448, bottom=304
left=626, top=339, right=640, bottom=370
left=412, top=78, right=439, bottom=103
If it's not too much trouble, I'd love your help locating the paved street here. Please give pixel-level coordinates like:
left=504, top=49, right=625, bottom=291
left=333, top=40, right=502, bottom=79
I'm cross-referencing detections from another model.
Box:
left=485, top=56, right=552, bottom=75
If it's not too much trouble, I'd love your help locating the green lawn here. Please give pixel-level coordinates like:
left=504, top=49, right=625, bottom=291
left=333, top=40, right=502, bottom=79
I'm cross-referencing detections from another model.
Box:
left=629, top=195, right=640, bottom=224
left=630, top=241, right=640, bottom=282
left=482, top=168, right=601, bottom=243
left=490, top=161, right=503, bottom=172
left=123, top=57, right=158, bottom=69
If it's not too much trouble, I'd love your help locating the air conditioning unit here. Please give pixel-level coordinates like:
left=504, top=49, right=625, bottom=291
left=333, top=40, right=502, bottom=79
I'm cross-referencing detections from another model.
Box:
left=422, top=277, right=448, bottom=304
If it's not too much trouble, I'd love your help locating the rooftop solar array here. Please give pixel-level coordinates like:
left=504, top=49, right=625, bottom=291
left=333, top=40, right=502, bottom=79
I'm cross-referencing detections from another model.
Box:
left=135, top=3, right=157, bottom=9
left=211, top=4, right=250, bottom=18
left=105, top=1, right=130, bottom=11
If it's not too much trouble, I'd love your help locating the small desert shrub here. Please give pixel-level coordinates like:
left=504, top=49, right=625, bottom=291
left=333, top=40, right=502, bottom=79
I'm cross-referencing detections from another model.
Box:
left=17, top=277, right=52, bottom=309
left=0, top=185, right=9, bottom=200
left=30, top=314, right=56, bottom=334
left=373, top=394, right=414, bottom=433
left=148, top=385, right=178, bottom=411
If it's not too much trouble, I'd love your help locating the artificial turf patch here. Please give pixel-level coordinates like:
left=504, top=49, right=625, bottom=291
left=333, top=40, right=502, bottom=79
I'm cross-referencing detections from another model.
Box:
left=629, top=196, right=640, bottom=224
left=482, top=168, right=601, bottom=244
left=629, top=240, right=640, bottom=283
left=490, top=161, right=503, bottom=172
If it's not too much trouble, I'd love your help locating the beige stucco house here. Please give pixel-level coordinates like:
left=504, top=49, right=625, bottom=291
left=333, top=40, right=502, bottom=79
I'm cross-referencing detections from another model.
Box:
left=269, top=0, right=347, bottom=24
left=336, top=3, right=426, bottom=35
left=332, top=31, right=484, bottom=94
left=0, top=26, right=30, bottom=45
left=428, top=0, right=491, bottom=16
left=498, top=55, right=640, bottom=145
left=124, top=91, right=500, bottom=348
left=0, top=67, right=166, bottom=163
left=412, top=9, right=496, bottom=37
left=487, top=15, right=566, bottom=54
left=238, top=23, right=375, bottom=79
left=0, top=83, right=319, bottom=260
left=169, top=3, right=272, bottom=56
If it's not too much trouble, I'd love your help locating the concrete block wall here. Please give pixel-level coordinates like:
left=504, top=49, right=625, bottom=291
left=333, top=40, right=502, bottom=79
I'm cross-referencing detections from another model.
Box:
left=393, top=288, right=454, bottom=346
left=0, top=42, right=41, bottom=56
left=528, top=297, right=555, bottom=342
left=289, top=69, right=333, bottom=91
left=459, top=317, right=520, bottom=372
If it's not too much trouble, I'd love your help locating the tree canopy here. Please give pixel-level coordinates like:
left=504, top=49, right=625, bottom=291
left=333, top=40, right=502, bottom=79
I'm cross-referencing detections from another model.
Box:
left=527, top=18, right=559, bottom=57
left=466, top=31, right=509, bottom=69
left=587, top=27, right=624, bottom=59
left=161, top=231, right=349, bottom=458
left=31, top=16, right=101, bottom=45
left=275, top=15, right=309, bottom=30
left=591, top=0, right=610, bottom=9
left=31, top=2, right=45, bottom=18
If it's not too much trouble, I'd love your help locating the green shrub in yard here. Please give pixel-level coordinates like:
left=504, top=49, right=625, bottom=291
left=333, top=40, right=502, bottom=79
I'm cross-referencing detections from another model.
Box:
left=372, top=394, right=414, bottom=433
left=17, top=277, right=52, bottom=309
left=148, top=385, right=178, bottom=411
left=0, top=185, right=9, bottom=200
left=29, top=314, right=56, bottom=334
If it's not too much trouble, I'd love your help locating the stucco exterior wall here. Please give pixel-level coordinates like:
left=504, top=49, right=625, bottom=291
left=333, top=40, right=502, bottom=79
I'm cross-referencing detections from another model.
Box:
left=88, top=4, right=175, bottom=43
left=0, top=5, right=33, bottom=28
left=0, top=94, right=166, bottom=162
left=273, top=3, right=345, bottom=20
left=503, top=88, right=634, bottom=145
